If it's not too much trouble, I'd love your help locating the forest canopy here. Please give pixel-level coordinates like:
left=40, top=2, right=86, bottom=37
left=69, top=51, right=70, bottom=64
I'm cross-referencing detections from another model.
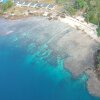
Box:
left=55, top=0, right=100, bottom=36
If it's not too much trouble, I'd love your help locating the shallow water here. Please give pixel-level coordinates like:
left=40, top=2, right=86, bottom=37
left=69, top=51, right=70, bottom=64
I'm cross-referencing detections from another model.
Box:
left=0, top=17, right=100, bottom=100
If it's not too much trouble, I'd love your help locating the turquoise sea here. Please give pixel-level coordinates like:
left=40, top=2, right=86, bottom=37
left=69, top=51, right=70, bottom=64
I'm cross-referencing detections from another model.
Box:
left=0, top=17, right=100, bottom=100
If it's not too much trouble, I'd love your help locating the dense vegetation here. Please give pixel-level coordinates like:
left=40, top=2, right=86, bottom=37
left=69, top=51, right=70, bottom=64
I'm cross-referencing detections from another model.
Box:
left=55, top=0, right=100, bottom=36
left=2, top=0, right=13, bottom=12
left=97, top=51, right=100, bottom=68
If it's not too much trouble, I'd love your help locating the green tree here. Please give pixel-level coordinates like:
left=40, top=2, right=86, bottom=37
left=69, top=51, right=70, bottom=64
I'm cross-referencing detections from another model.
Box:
left=97, top=13, right=100, bottom=27
left=97, top=27, right=100, bottom=37
left=2, top=0, right=13, bottom=12
left=75, top=0, right=85, bottom=9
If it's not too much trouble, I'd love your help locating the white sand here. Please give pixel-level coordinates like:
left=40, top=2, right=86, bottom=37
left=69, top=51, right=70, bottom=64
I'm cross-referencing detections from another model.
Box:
left=59, top=16, right=100, bottom=42
left=1, top=16, right=100, bottom=97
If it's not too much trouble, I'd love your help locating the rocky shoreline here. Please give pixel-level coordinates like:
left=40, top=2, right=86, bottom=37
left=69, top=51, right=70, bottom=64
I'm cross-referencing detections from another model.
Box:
left=0, top=15, right=100, bottom=97
left=85, top=68, right=100, bottom=97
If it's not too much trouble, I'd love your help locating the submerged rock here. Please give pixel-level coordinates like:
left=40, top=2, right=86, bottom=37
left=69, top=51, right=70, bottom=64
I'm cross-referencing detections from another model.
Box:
left=86, top=69, right=100, bottom=97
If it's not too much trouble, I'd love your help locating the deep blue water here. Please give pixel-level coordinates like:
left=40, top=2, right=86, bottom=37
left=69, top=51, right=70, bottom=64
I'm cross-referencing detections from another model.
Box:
left=0, top=18, right=100, bottom=100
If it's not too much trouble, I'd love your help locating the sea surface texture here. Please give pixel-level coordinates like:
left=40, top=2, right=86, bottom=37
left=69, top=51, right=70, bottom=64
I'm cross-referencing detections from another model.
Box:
left=0, top=17, right=100, bottom=100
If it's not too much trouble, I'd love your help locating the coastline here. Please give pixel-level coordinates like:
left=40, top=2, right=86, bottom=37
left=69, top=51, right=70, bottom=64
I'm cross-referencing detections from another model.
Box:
left=58, top=16, right=100, bottom=42
left=1, top=14, right=100, bottom=97
left=58, top=16, right=100, bottom=97
left=85, top=69, right=100, bottom=97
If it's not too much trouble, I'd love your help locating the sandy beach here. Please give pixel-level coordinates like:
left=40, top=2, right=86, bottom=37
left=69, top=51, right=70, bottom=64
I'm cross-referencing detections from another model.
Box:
left=0, top=16, right=100, bottom=97
left=59, top=16, right=99, bottom=42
